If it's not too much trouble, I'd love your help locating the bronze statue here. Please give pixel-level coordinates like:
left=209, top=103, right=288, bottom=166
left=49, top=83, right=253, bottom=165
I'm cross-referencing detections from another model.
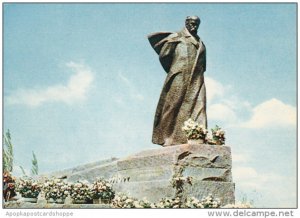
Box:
left=148, top=16, right=207, bottom=146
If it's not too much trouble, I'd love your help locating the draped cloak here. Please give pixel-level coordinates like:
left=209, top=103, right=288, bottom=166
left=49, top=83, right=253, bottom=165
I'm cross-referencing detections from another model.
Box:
left=148, top=28, right=207, bottom=146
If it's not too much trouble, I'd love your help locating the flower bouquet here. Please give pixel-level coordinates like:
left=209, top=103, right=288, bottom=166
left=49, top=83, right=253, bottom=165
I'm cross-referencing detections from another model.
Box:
left=110, top=193, right=136, bottom=208
left=16, top=178, right=41, bottom=203
left=182, top=118, right=208, bottom=144
left=91, top=178, right=115, bottom=204
left=183, top=194, right=221, bottom=208
left=200, top=193, right=221, bottom=208
left=3, top=172, right=16, bottom=202
left=211, top=125, right=225, bottom=145
left=111, top=193, right=155, bottom=208
left=156, top=197, right=181, bottom=208
left=171, top=175, right=192, bottom=192
left=43, top=178, right=69, bottom=204
left=183, top=196, right=205, bottom=208
left=68, top=181, right=93, bottom=204
left=137, top=198, right=155, bottom=208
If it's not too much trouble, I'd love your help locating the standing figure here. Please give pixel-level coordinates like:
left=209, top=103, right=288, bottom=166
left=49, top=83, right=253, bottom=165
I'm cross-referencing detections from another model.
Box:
left=148, top=16, right=207, bottom=146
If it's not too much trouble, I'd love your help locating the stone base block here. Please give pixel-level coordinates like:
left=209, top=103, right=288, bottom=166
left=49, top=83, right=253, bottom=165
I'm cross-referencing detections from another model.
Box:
left=52, top=143, right=235, bottom=205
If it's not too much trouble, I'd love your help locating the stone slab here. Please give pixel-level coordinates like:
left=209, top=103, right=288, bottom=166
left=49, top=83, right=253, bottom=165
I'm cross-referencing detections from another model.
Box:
left=115, top=166, right=232, bottom=182
left=117, top=144, right=232, bottom=171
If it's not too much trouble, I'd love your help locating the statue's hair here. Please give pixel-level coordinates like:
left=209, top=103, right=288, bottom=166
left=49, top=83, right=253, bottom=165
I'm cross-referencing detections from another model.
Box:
left=185, top=16, right=201, bottom=24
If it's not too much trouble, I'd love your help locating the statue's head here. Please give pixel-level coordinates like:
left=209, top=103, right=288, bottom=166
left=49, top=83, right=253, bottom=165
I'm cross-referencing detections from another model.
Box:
left=185, top=16, right=201, bottom=35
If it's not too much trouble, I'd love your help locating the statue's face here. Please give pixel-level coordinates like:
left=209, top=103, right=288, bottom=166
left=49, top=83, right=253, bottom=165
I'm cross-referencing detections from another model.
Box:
left=185, top=19, right=200, bottom=35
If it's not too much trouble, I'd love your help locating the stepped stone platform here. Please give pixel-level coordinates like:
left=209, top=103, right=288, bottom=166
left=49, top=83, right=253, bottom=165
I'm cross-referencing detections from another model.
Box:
left=62, top=143, right=235, bottom=205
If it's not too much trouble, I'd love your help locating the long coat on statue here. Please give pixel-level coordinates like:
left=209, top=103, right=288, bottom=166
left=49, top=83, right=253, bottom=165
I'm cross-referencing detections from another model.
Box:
left=148, top=28, right=207, bottom=146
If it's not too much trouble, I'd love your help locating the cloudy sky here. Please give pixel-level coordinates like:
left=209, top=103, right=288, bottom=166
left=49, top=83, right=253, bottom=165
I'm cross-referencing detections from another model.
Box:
left=3, top=3, right=297, bottom=208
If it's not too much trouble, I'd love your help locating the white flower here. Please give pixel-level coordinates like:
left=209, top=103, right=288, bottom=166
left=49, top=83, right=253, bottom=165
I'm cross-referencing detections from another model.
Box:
left=174, top=199, right=180, bottom=203
left=197, top=203, right=204, bottom=208
left=133, top=201, right=141, bottom=208
left=150, top=203, right=156, bottom=208
left=75, top=183, right=82, bottom=188
left=125, top=199, right=133, bottom=203
left=81, top=180, right=89, bottom=184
